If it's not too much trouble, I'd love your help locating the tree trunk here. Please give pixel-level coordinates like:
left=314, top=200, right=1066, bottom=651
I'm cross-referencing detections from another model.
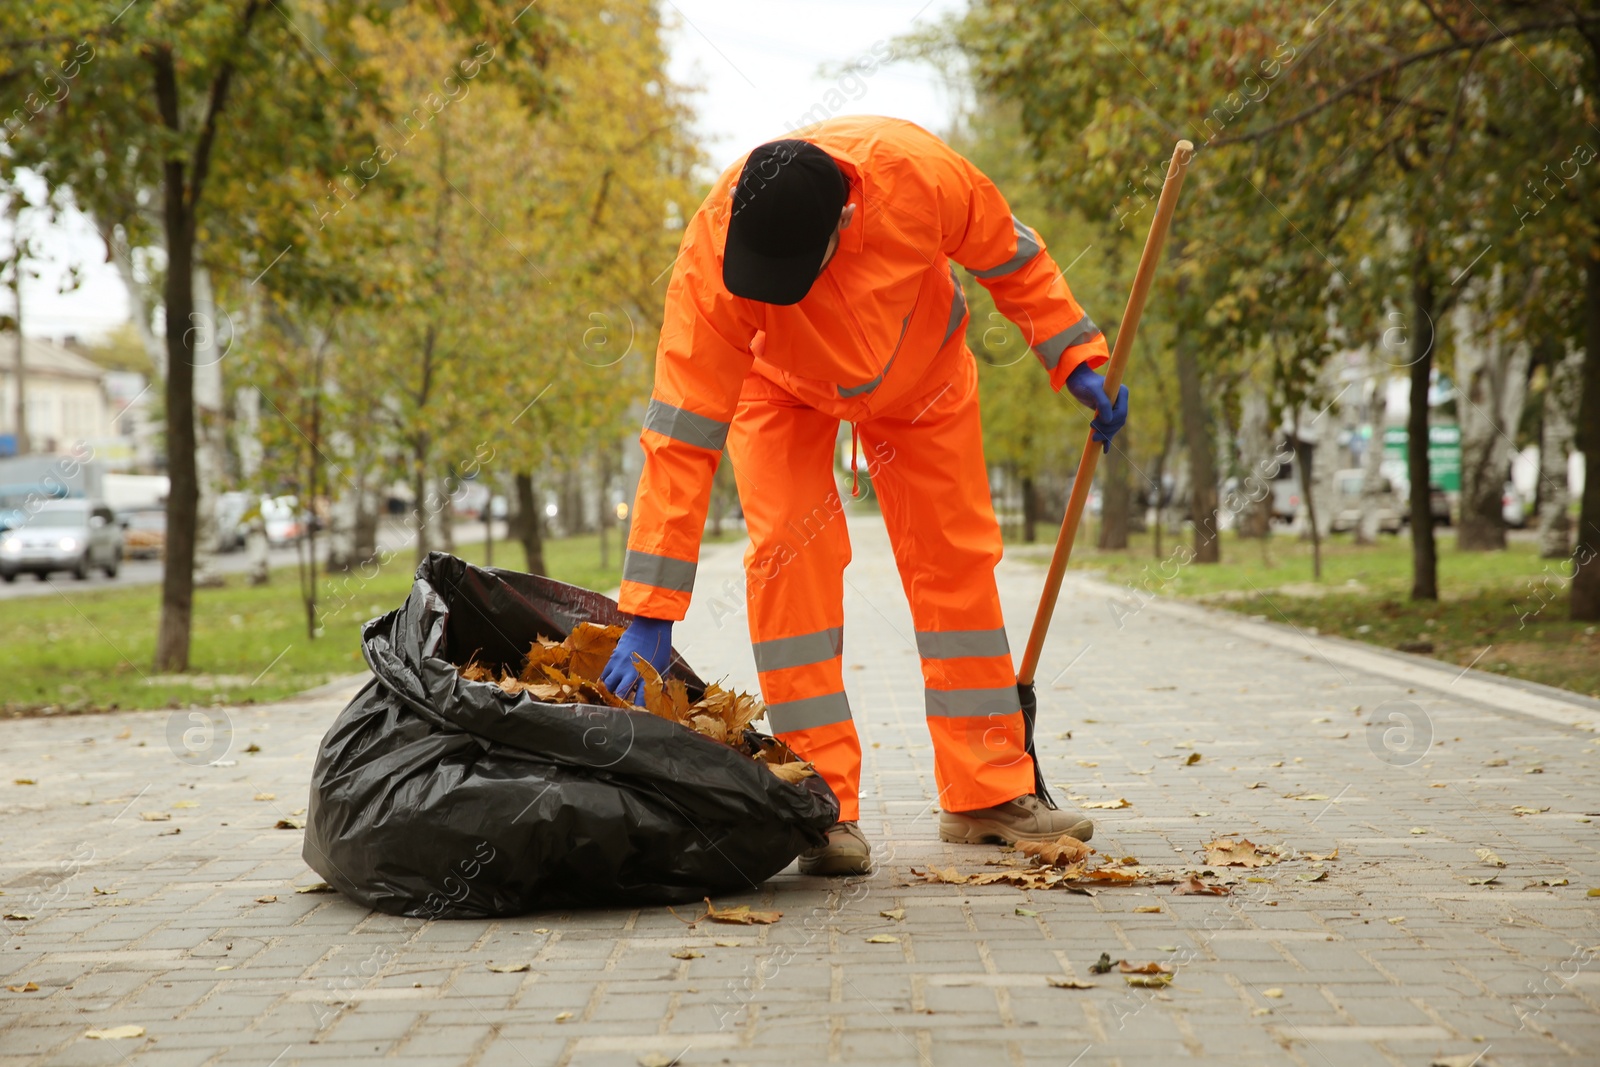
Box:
left=190, top=267, right=226, bottom=586
left=1452, top=267, right=1529, bottom=552
left=513, top=470, right=547, bottom=576
left=412, top=446, right=430, bottom=565
left=10, top=232, right=27, bottom=456
left=1356, top=375, right=1389, bottom=545
left=1237, top=394, right=1272, bottom=539
left=1020, top=472, right=1038, bottom=544
left=1538, top=345, right=1578, bottom=559
left=1098, top=426, right=1130, bottom=550
left=1408, top=234, right=1438, bottom=602
left=1293, top=417, right=1321, bottom=581
left=1176, top=333, right=1219, bottom=562
left=154, top=169, right=198, bottom=672
left=1571, top=247, right=1600, bottom=619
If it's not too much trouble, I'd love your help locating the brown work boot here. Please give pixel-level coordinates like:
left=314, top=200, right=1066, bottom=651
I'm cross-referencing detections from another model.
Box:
left=939, top=794, right=1095, bottom=845
left=798, top=821, right=873, bottom=876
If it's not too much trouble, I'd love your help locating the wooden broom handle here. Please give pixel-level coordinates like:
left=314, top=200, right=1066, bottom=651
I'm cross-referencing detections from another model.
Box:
left=1016, top=140, right=1195, bottom=686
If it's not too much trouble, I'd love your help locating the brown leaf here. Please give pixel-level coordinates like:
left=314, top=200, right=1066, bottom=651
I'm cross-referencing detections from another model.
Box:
left=1017, top=835, right=1092, bottom=867
left=255, top=895, right=278, bottom=904
left=670, top=947, right=704, bottom=959
left=1203, top=837, right=1284, bottom=868
left=1172, top=875, right=1230, bottom=896
left=915, top=866, right=971, bottom=885
left=1082, top=798, right=1131, bottom=810
left=1124, top=973, right=1174, bottom=988
left=767, top=761, right=816, bottom=784
left=275, top=817, right=305, bottom=830
left=689, top=714, right=729, bottom=745
left=461, top=658, right=497, bottom=683
left=1302, top=846, right=1339, bottom=862
left=1047, top=977, right=1096, bottom=989
left=519, top=639, right=570, bottom=681
left=1119, top=960, right=1174, bottom=975
left=563, top=622, right=624, bottom=681
left=6, top=982, right=39, bottom=992
left=705, top=898, right=782, bottom=925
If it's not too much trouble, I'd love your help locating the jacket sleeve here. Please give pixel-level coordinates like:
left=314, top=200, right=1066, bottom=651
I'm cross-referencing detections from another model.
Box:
left=619, top=204, right=756, bottom=621
left=929, top=142, right=1110, bottom=391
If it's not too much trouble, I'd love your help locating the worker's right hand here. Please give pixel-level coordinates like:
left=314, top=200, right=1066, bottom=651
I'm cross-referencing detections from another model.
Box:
left=1065, top=361, right=1129, bottom=454
left=600, top=616, right=674, bottom=703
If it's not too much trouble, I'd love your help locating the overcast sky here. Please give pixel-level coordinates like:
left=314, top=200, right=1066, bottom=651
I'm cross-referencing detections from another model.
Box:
left=7, top=0, right=965, bottom=343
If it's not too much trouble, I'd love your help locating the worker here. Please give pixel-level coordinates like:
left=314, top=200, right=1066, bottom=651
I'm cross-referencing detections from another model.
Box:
left=600, top=116, right=1127, bottom=876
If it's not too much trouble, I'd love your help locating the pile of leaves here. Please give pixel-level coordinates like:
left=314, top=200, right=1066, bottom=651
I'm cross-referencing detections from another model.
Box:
left=458, top=622, right=813, bottom=783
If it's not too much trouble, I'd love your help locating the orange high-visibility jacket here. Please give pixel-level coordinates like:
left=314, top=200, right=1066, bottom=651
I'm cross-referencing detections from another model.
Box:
left=619, top=116, right=1110, bottom=620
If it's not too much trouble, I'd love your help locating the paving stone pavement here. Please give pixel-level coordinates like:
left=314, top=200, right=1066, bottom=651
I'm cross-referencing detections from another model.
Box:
left=2, top=513, right=1598, bottom=1067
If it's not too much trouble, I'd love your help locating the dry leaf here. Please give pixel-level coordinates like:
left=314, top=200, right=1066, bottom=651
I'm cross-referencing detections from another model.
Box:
left=1511, top=806, right=1549, bottom=816
left=670, top=948, right=703, bottom=960
left=1172, top=876, right=1229, bottom=896
left=1287, top=793, right=1330, bottom=801
left=880, top=908, right=905, bottom=921
left=139, top=812, right=170, bottom=822
left=173, top=800, right=199, bottom=809
left=705, top=899, right=781, bottom=925
left=1263, top=988, right=1284, bottom=999
left=85, top=1026, right=144, bottom=1040
left=1204, top=837, right=1284, bottom=868
left=255, top=895, right=278, bottom=904
left=1466, top=876, right=1498, bottom=886
left=294, top=882, right=334, bottom=894
left=3, top=913, right=34, bottom=921
left=1017, top=835, right=1091, bottom=867
left=13, top=778, right=35, bottom=785
left=639, top=1055, right=680, bottom=1067
left=766, top=760, right=816, bottom=785
left=1124, top=973, right=1173, bottom=988
left=1303, top=847, right=1339, bottom=862
left=253, top=792, right=276, bottom=801
left=1297, top=871, right=1328, bottom=882
left=1119, top=961, right=1174, bottom=975
left=563, top=622, right=624, bottom=681
left=6, top=982, right=39, bottom=992
left=1133, top=905, right=1162, bottom=913
left=1082, top=798, right=1131, bottom=810
left=554, top=1011, right=573, bottom=1023
left=915, top=866, right=971, bottom=885
left=92, top=887, right=116, bottom=896
left=274, top=818, right=305, bottom=830
left=1386, top=916, right=1406, bottom=924
left=487, top=962, right=530, bottom=972
left=1184, top=752, right=1202, bottom=765
left=1047, top=977, right=1096, bottom=989
left=1475, top=849, right=1507, bottom=868
left=865, top=934, right=899, bottom=944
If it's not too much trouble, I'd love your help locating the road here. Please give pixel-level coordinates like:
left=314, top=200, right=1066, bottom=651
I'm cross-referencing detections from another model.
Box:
left=0, top=519, right=509, bottom=601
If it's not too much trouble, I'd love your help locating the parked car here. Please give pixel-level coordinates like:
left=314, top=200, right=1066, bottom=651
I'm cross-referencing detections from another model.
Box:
left=0, top=499, right=122, bottom=581
left=1328, top=469, right=1404, bottom=534
left=122, top=508, right=168, bottom=560
left=261, top=495, right=307, bottom=546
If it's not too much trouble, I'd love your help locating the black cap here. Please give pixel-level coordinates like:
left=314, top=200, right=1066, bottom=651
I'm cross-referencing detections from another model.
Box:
left=722, top=140, right=849, bottom=305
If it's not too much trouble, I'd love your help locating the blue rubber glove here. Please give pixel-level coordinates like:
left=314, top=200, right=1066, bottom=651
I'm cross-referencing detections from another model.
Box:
left=1065, top=361, right=1129, bottom=454
left=600, top=616, right=674, bottom=703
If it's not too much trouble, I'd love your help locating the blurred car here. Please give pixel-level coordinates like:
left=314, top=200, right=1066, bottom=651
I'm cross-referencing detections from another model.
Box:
left=0, top=499, right=123, bottom=581
left=122, top=508, right=168, bottom=560
left=261, top=495, right=307, bottom=546
left=1328, top=469, right=1403, bottom=534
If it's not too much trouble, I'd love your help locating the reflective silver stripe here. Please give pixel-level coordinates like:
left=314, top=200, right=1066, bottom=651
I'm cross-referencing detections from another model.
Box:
left=1033, top=312, right=1103, bottom=370
left=941, top=265, right=967, bottom=348
left=915, top=627, right=1010, bottom=660
left=753, top=626, right=844, bottom=673
left=622, top=549, right=697, bottom=593
left=767, top=691, right=852, bottom=733
left=969, top=216, right=1042, bottom=279
left=643, top=398, right=730, bottom=451
left=837, top=311, right=913, bottom=399
left=925, top=686, right=1019, bottom=718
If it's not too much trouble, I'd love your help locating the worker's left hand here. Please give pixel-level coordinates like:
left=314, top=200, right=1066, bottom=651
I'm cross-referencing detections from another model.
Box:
left=1065, top=362, right=1129, bottom=454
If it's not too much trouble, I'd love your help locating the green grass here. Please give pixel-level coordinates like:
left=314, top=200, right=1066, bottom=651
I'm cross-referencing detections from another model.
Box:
left=1008, top=527, right=1600, bottom=699
left=0, top=533, right=626, bottom=717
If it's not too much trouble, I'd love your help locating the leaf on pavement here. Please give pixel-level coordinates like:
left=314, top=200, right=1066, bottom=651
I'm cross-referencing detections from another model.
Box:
left=1287, top=793, right=1330, bottom=801
left=915, top=866, right=971, bottom=885
left=1124, top=973, right=1174, bottom=988
left=274, top=817, right=305, bottom=830
left=1475, top=849, right=1507, bottom=868
left=880, top=908, right=905, bottom=921
left=1048, top=977, right=1096, bottom=989
left=254, top=895, right=278, bottom=903
left=139, top=812, right=170, bottom=822
left=1172, top=876, right=1229, bottom=896
left=865, top=934, right=899, bottom=943
left=487, top=961, right=531, bottom=972
left=294, top=882, right=334, bottom=894
left=1203, top=837, right=1284, bottom=868
left=1134, top=905, right=1163, bottom=913
left=1303, top=847, right=1339, bottom=862
left=7, top=982, right=39, bottom=992
left=1082, top=798, right=1131, bottom=810
left=84, top=1026, right=144, bottom=1040
left=1017, top=835, right=1091, bottom=867
left=1119, top=960, right=1174, bottom=975
left=669, top=948, right=703, bottom=960
left=705, top=899, right=781, bottom=925
left=1511, top=806, right=1549, bottom=816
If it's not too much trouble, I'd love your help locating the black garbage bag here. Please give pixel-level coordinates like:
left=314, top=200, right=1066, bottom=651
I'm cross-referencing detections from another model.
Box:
left=303, top=551, right=838, bottom=918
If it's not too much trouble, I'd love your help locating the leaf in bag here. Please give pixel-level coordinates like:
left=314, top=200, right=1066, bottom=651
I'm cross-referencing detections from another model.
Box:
left=766, top=761, right=816, bottom=784
left=705, top=899, right=781, bottom=925
left=564, top=622, right=624, bottom=681
left=1017, top=835, right=1091, bottom=867
left=519, top=638, right=570, bottom=680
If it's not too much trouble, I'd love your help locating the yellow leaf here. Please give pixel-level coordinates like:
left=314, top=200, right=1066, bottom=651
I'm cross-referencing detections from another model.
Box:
left=865, top=935, right=899, bottom=943
left=85, top=1026, right=144, bottom=1040
left=705, top=898, right=781, bottom=925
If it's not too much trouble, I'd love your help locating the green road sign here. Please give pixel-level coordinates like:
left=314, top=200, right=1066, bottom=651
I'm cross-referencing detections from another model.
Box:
left=1382, top=424, right=1461, bottom=492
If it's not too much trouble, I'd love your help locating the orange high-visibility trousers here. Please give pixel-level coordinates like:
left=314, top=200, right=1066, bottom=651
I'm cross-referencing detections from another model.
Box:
left=725, top=357, right=1036, bottom=823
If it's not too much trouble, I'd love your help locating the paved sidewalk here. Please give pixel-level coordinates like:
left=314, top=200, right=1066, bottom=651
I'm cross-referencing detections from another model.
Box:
left=2, top=513, right=1597, bottom=1066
